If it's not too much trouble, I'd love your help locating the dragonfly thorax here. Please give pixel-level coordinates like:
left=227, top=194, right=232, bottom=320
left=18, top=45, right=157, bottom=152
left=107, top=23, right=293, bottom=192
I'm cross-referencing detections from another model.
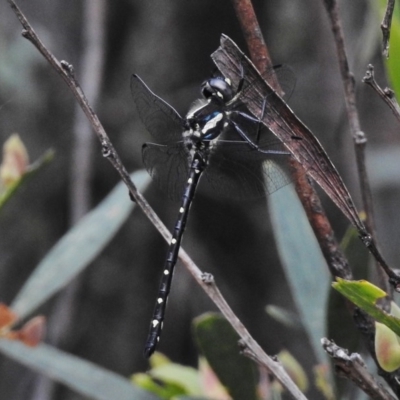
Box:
left=185, top=96, right=228, bottom=145
left=185, top=109, right=226, bottom=144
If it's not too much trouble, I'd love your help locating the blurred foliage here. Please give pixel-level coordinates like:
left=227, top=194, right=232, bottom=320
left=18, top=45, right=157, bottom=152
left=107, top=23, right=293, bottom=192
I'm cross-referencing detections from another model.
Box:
left=0, top=134, right=53, bottom=211
left=193, top=313, right=258, bottom=400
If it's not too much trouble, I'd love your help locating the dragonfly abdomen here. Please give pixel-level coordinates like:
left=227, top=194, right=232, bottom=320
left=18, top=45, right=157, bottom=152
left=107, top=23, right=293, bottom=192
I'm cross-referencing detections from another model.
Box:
left=144, top=153, right=206, bottom=357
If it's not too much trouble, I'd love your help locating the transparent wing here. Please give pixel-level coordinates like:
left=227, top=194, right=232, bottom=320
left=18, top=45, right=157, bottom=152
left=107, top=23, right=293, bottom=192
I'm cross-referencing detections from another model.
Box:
left=131, top=75, right=184, bottom=143
left=142, top=142, right=189, bottom=201
left=201, top=141, right=293, bottom=200
left=263, top=64, right=296, bottom=102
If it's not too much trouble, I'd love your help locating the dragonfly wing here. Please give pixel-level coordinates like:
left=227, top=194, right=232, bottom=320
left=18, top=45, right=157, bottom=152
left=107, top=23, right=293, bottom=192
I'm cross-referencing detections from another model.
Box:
left=142, top=142, right=189, bottom=201
left=212, top=35, right=367, bottom=233
left=131, top=75, right=184, bottom=143
left=202, top=142, right=292, bottom=200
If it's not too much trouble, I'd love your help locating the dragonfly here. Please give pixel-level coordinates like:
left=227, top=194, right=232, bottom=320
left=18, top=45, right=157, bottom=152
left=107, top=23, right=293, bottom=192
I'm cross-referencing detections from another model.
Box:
left=131, top=72, right=293, bottom=357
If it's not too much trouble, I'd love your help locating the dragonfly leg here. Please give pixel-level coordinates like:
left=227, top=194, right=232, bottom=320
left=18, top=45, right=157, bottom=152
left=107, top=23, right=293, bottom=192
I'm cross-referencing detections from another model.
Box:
left=228, top=119, right=289, bottom=155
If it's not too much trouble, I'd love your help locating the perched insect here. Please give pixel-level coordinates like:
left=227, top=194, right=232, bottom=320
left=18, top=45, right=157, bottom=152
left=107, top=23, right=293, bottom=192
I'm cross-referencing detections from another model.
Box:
left=131, top=70, right=292, bottom=357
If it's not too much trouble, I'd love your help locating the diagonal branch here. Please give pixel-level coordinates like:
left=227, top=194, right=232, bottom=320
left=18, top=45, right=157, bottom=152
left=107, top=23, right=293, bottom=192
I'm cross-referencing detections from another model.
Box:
left=229, top=0, right=352, bottom=283
left=363, top=64, right=400, bottom=126
left=322, top=338, right=397, bottom=400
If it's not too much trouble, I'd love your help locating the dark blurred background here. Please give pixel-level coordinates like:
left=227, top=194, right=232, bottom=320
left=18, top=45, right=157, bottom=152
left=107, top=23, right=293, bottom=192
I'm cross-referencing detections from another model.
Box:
left=0, top=1, right=399, bottom=399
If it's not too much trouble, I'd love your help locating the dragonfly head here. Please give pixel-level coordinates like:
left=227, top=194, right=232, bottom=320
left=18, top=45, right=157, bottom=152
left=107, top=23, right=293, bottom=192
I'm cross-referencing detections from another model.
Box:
left=201, top=77, right=234, bottom=104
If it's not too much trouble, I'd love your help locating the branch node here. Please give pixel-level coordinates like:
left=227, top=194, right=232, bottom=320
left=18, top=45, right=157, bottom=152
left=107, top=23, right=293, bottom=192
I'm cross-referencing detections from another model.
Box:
left=355, top=131, right=367, bottom=145
left=384, top=87, right=395, bottom=99
left=389, top=277, right=400, bottom=293
left=362, top=64, right=374, bottom=84
left=101, top=140, right=111, bottom=158
left=381, top=0, right=395, bottom=58
left=359, top=233, right=372, bottom=247
left=60, top=60, right=75, bottom=77
left=201, top=272, right=214, bottom=284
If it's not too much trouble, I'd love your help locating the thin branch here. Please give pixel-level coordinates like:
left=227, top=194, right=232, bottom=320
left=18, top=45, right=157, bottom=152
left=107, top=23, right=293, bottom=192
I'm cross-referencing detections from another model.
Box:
left=230, top=0, right=281, bottom=94
left=292, top=170, right=353, bottom=279
left=6, top=1, right=307, bottom=398
left=201, top=274, right=307, bottom=400
left=322, top=0, right=374, bottom=232
left=381, top=0, right=395, bottom=58
left=322, top=0, right=390, bottom=295
left=363, top=64, right=400, bottom=125
left=322, top=338, right=397, bottom=400
left=230, top=0, right=353, bottom=281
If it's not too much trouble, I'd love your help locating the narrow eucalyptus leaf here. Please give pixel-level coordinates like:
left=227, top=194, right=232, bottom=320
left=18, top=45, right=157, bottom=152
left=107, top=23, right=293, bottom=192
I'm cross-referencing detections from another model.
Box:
left=12, top=170, right=151, bottom=318
left=268, top=184, right=330, bottom=364
left=0, top=341, right=159, bottom=400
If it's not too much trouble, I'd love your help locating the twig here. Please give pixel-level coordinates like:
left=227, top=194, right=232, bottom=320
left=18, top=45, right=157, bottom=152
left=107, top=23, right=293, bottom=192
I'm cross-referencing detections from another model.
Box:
left=322, top=0, right=390, bottom=296
left=322, top=338, right=397, bottom=400
left=201, top=274, right=307, bottom=399
left=292, top=170, right=353, bottom=279
left=230, top=0, right=281, bottom=94
left=381, top=0, right=395, bottom=58
left=230, top=0, right=353, bottom=282
left=6, top=1, right=307, bottom=398
left=321, top=0, right=400, bottom=393
left=363, top=64, right=400, bottom=125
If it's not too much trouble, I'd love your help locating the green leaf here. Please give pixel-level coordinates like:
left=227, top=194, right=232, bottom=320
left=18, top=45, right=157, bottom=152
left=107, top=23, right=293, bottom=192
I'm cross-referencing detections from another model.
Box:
left=174, top=397, right=210, bottom=400
left=277, top=350, right=308, bottom=392
left=133, top=357, right=202, bottom=400
left=193, top=313, right=258, bottom=400
left=0, top=341, right=159, bottom=400
left=11, top=170, right=151, bottom=319
left=375, top=321, right=400, bottom=372
left=133, top=372, right=186, bottom=399
left=332, top=278, right=400, bottom=337
left=0, top=149, right=54, bottom=211
left=268, top=184, right=330, bottom=364
left=150, top=363, right=201, bottom=396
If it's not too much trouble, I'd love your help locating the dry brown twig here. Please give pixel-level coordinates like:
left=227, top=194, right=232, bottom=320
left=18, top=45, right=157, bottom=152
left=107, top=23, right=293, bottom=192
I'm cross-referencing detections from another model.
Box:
left=230, top=0, right=353, bottom=282
left=363, top=64, right=400, bottom=125
left=381, top=0, right=395, bottom=58
left=6, top=0, right=307, bottom=398
left=322, top=0, right=392, bottom=296
left=322, top=338, right=397, bottom=400
left=321, top=0, right=400, bottom=395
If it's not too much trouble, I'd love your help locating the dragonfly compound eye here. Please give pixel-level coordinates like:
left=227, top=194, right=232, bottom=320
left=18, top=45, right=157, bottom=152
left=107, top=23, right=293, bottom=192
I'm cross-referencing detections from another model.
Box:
left=201, top=77, right=234, bottom=103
